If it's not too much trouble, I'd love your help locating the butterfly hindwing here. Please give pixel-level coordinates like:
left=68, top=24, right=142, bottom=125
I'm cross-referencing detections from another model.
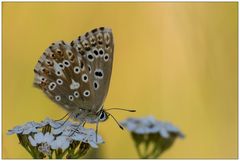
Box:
left=34, top=27, right=114, bottom=114
left=71, top=27, right=114, bottom=112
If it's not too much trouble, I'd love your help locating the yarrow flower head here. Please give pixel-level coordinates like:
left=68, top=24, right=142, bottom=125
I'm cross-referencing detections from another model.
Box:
left=121, top=116, right=184, bottom=159
left=7, top=118, right=104, bottom=159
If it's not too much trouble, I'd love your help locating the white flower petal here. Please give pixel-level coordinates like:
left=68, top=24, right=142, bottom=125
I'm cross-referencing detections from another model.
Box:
left=50, top=140, right=58, bottom=150
left=28, top=136, right=37, bottom=146
left=164, top=122, right=179, bottom=132
left=88, top=141, right=98, bottom=148
left=45, top=132, right=54, bottom=143
left=34, top=132, right=44, bottom=144
left=41, top=118, right=61, bottom=128
left=61, top=141, right=70, bottom=150
left=159, top=127, right=169, bottom=138
left=50, top=135, right=70, bottom=150
left=23, top=127, right=37, bottom=134
left=8, top=126, right=23, bottom=135
left=52, top=128, right=63, bottom=135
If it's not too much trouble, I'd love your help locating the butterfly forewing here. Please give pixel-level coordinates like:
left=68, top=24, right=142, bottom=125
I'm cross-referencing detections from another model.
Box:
left=34, top=27, right=114, bottom=115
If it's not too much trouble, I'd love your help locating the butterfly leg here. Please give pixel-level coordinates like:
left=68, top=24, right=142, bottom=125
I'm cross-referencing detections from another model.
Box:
left=68, top=121, right=86, bottom=137
left=82, top=121, right=86, bottom=127
left=55, top=112, right=73, bottom=129
left=54, top=112, right=70, bottom=121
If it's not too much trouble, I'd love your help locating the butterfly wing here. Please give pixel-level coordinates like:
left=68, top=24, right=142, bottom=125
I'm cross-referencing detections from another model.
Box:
left=70, top=27, right=114, bottom=112
left=34, top=27, right=114, bottom=114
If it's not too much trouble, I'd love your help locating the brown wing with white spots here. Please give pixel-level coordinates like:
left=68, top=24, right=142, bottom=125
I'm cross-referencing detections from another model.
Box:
left=34, top=27, right=114, bottom=113
left=70, top=27, right=114, bottom=112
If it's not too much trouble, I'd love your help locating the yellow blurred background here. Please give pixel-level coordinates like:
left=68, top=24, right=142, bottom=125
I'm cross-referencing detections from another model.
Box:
left=2, top=2, right=238, bottom=159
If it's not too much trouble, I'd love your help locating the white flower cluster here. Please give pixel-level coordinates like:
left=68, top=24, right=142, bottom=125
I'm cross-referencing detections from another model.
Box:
left=7, top=121, right=42, bottom=135
left=121, top=116, right=184, bottom=138
left=8, top=118, right=104, bottom=151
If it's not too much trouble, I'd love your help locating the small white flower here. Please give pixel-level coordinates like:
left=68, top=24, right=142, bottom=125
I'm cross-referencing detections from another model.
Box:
left=51, top=135, right=71, bottom=150
left=40, top=118, right=62, bottom=128
left=28, top=132, right=54, bottom=146
left=28, top=132, right=54, bottom=156
left=69, top=127, right=104, bottom=148
left=22, top=122, right=41, bottom=134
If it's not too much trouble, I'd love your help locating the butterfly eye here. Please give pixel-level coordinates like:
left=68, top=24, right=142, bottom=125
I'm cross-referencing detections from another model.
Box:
left=74, top=91, right=79, bottom=98
left=48, top=82, right=57, bottom=91
left=56, top=79, right=63, bottom=85
left=63, top=60, right=70, bottom=67
left=103, top=53, right=109, bottom=62
left=99, top=111, right=106, bottom=121
left=74, top=66, right=81, bottom=74
left=55, top=95, right=61, bottom=102
left=83, top=90, right=90, bottom=97
left=81, top=74, right=88, bottom=83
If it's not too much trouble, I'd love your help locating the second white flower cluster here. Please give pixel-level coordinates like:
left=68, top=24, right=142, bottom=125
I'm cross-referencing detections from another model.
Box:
left=121, top=116, right=184, bottom=138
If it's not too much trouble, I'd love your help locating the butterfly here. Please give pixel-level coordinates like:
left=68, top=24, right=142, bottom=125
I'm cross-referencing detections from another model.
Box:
left=34, top=27, right=115, bottom=125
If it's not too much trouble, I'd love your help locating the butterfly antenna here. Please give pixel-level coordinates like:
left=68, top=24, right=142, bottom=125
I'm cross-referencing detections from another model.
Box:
left=105, top=108, right=136, bottom=112
left=106, top=112, right=124, bottom=130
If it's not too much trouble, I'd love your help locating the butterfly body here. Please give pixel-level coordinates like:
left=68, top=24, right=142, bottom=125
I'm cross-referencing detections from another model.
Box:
left=34, top=27, right=113, bottom=124
left=72, top=108, right=108, bottom=123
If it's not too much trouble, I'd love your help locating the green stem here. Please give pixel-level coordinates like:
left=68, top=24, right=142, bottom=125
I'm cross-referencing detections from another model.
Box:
left=58, top=148, right=69, bottom=158
left=21, top=145, right=35, bottom=158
